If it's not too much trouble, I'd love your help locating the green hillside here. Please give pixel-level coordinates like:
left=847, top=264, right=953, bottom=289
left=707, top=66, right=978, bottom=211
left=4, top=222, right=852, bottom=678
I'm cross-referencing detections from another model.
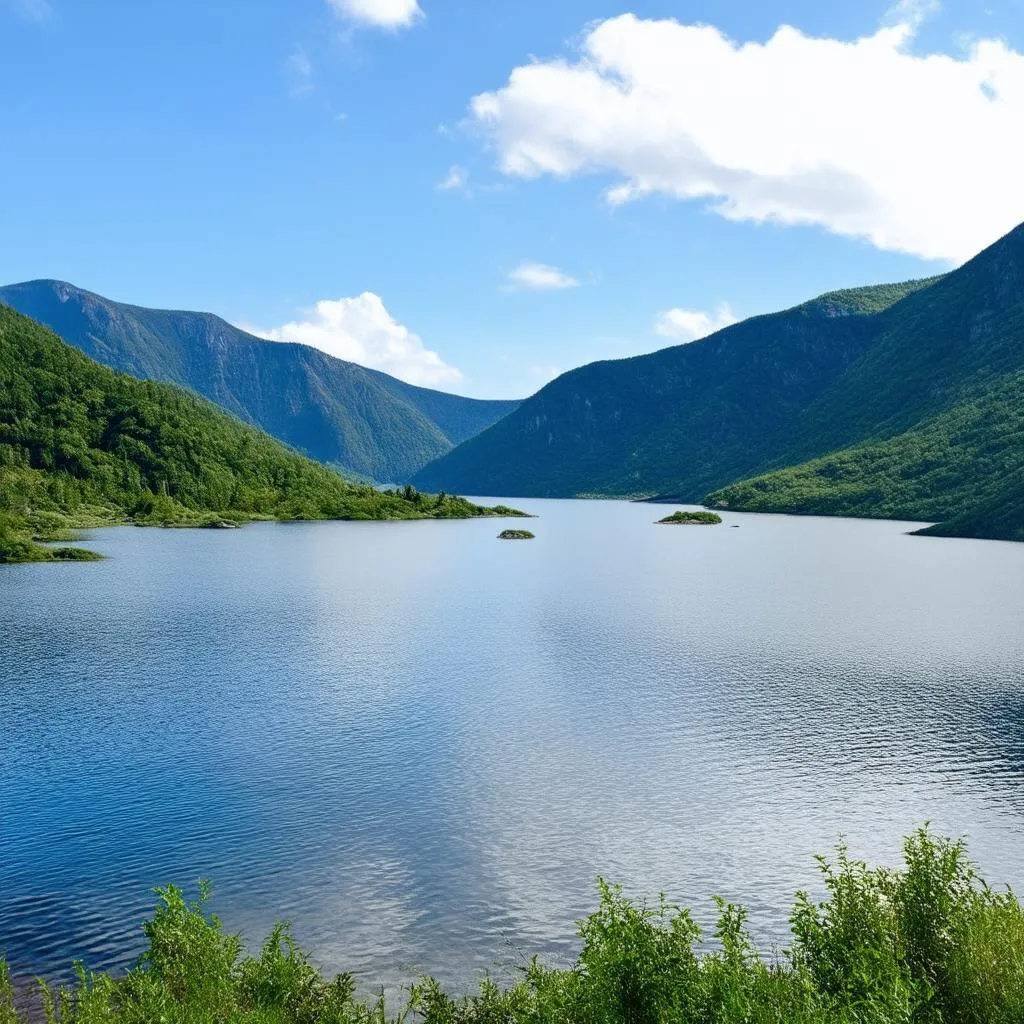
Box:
left=412, top=278, right=938, bottom=499
left=917, top=470, right=1024, bottom=542
left=759, top=230, right=1024, bottom=471
left=415, top=222, right=1024, bottom=542
left=706, top=370, right=1024, bottom=529
left=0, top=304, right=519, bottom=562
left=0, top=281, right=519, bottom=484
left=704, top=231, right=1024, bottom=540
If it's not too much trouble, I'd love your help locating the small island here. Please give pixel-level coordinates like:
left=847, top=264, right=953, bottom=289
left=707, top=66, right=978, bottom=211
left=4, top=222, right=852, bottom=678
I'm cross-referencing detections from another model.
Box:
left=657, top=511, right=723, bottom=526
left=498, top=529, right=535, bottom=540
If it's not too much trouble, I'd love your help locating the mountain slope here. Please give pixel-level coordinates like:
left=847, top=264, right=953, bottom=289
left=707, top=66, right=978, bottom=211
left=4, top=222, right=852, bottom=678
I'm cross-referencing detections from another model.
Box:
left=756, top=225, right=1024, bottom=469
left=413, top=278, right=939, bottom=498
left=701, top=230, right=1024, bottom=538
left=917, top=469, right=1024, bottom=542
left=0, top=304, right=518, bottom=562
left=705, top=367, right=1024, bottom=524
left=414, top=223, right=1024, bottom=545
left=364, top=369, right=520, bottom=448
left=0, top=281, right=519, bottom=484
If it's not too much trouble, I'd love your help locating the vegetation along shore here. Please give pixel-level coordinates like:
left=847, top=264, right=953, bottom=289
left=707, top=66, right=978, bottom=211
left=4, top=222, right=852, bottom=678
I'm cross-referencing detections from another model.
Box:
left=0, top=304, right=525, bottom=564
left=2, top=829, right=1021, bottom=1024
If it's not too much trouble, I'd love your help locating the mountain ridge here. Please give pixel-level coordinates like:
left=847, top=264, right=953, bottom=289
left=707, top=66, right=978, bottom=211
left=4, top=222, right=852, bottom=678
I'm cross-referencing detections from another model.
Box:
left=0, top=303, right=520, bottom=562
left=413, top=221, right=1024, bottom=541
left=0, top=280, right=519, bottom=484
left=412, top=277, right=940, bottom=499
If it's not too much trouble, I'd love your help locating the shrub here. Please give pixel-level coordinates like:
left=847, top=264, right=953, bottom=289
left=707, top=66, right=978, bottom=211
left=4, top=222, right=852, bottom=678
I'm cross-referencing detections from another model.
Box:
left=3, top=829, right=1021, bottom=1024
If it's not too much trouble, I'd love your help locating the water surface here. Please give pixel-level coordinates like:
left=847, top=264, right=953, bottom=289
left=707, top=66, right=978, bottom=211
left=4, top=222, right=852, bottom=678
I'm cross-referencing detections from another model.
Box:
left=2, top=500, right=1024, bottom=992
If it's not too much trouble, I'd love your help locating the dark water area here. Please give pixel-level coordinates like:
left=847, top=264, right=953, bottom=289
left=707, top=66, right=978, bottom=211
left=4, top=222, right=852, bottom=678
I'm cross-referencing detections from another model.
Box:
left=2, top=500, right=1024, bottom=995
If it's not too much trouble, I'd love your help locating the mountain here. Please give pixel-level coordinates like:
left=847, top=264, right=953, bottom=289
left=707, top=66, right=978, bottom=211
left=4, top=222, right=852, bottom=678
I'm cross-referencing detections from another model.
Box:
left=412, top=278, right=939, bottom=498
left=0, top=281, right=519, bottom=484
left=705, top=367, right=1024, bottom=524
left=702, top=228, right=1024, bottom=536
left=0, top=303, right=519, bottom=562
left=414, top=222, right=1024, bottom=541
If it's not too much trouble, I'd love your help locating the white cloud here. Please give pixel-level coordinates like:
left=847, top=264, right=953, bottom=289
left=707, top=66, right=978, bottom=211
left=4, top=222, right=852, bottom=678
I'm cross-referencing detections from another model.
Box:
left=506, top=262, right=580, bottom=291
left=437, top=165, right=469, bottom=192
left=883, top=0, right=940, bottom=28
left=326, top=0, right=422, bottom=30
left=654, top=303, right=739, bottom=343
left=468, top=12, right=1024, bottom=263
left=243, top=294, right=462, bottom=388
left=285, top=46, right=314, bottom=96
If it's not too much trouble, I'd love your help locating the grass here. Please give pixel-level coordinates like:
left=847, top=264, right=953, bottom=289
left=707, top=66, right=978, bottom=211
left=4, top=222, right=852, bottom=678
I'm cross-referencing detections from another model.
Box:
left=3, top=828, right=1022, bottom=1023
left=657, top=511, right=723, bottom=525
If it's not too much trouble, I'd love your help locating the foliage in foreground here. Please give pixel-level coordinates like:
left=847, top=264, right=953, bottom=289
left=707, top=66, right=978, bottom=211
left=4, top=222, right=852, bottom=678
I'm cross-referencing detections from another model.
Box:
left=0, top=304, right=523, bottom=562
left=4, top=829, right=1024, bottom=1024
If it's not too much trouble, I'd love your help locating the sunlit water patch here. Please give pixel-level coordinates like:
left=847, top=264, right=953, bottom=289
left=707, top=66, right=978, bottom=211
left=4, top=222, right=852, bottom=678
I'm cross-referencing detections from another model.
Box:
left=2, top=500, right=1023, bottom=994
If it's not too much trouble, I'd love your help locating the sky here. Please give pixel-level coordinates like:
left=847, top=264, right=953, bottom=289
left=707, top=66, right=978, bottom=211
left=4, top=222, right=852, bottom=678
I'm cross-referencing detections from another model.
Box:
left=2, top=0, right=1023, bottom=398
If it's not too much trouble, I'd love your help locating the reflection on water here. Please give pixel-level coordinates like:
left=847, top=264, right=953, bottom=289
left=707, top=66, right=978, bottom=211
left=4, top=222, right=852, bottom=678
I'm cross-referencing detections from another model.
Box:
left=2, top=500, right=1023, bottom=992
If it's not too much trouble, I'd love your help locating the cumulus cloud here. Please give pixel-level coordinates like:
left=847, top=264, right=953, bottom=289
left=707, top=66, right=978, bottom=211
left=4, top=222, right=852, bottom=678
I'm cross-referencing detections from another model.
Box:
left=468, top=12, right=1024, bottom=262
left=244, top=294, right=462, bottom=388
left=326, top=0, right=422, bottom=30
left=654, top=303, right=739, bottom=343
left=506, top=262, right=580, bottom=291
left=437, top=165, right=469, bottom=192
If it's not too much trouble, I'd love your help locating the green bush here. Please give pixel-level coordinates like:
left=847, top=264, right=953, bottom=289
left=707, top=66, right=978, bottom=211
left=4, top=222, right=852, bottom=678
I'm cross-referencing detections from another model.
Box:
left=3, top=828, right=1022, bottom=1023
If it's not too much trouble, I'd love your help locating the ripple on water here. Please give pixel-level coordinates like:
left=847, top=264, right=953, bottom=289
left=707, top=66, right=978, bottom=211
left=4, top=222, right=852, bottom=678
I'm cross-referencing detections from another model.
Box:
left=2, top=503, right=1024, bottom=996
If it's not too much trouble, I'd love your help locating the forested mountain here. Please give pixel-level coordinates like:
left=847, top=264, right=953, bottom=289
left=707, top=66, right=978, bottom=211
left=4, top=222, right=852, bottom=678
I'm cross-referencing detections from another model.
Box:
left=0, top=304, right=518, bottom=562
left=703, top=229, right=1024, bottom=540
left=414, top=222, right=1024, bottom=541
left=0, top=281, right=519, bottom=484
left=705, top=368, right=1024, bottom=535
left=412, top=278, right=939, bottom=497
left=917, top=470, right=1024, bottom=542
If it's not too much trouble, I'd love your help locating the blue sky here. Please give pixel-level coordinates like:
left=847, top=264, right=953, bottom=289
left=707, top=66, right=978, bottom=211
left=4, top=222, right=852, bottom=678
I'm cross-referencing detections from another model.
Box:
left=2, top=0, right=1023, bottom=398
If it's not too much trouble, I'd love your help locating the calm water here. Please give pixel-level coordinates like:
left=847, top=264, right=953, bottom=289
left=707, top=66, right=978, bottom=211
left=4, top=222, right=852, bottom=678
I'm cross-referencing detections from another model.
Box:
left=2, top=500, right=1024, bottom=994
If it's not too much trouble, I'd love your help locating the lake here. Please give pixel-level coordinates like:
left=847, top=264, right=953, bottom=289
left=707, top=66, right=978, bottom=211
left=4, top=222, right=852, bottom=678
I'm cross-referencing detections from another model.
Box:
left=2, top=499, right=1024, bottom=995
